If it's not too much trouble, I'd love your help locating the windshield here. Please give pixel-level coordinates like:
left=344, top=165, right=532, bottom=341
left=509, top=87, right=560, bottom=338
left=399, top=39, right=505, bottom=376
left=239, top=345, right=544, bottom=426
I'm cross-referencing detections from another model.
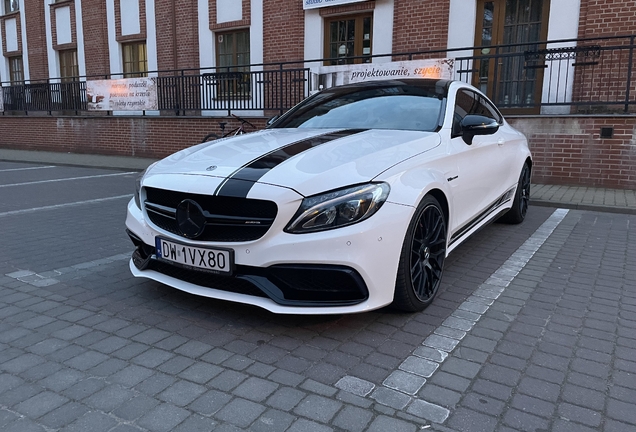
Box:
left=272, top=84, right=445, bottom=132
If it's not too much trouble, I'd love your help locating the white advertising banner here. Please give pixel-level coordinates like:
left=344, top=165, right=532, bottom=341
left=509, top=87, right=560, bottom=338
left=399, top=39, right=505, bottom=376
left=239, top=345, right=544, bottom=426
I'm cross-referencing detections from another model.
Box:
left=315, top=59, right=456, bottom=89
left=0, top=87, right=4, bottom=112
left=86, top=77, right=158, bottom=111
left=303, top=0, right=367, bottom=10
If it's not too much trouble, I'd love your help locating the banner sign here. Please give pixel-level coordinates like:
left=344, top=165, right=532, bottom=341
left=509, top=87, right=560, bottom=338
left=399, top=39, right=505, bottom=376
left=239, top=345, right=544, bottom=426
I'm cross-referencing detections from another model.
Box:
left=304, top=0, right=367, bottom=10
left=86, top=77, right=158, bottom=111
left=316, top=59, right=456, bottom=89
left=0, top=87, right=3, bottom=112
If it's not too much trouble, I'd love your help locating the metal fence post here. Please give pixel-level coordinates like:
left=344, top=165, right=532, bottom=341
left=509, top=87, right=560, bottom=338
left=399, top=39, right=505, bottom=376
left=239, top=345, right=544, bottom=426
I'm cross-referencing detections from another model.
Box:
left=625, top=35, right=635, bottom=113
left=279, top=64, right=284, bottom=115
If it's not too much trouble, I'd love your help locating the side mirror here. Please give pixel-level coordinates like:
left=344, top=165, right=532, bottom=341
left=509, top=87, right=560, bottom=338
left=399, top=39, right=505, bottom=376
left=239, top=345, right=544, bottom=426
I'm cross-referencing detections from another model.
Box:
left=266, top=115, right=280, bottom=127
left=460, top=115, right=499, bottom=145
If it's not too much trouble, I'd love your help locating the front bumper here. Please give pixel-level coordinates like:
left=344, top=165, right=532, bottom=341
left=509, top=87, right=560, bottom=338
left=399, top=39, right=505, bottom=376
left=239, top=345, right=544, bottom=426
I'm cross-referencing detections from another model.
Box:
left=125, top=192, right=414, bottom=314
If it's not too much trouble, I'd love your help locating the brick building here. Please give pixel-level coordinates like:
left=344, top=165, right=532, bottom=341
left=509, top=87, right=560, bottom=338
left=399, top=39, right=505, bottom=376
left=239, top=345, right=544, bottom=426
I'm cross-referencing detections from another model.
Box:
left=0, top=0, right=635, bottom=188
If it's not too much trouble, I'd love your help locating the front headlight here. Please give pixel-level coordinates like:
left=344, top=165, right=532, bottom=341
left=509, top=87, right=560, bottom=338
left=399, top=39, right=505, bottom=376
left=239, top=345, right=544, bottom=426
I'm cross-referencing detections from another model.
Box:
left=285, top=183, right=390, bottom=234
left=134, top=162, right=158, bottom=209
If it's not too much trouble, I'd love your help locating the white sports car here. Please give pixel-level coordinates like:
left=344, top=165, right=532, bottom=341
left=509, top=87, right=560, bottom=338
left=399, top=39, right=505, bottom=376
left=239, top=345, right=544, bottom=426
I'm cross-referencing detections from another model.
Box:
left=126, top=79, right=531, bottom=314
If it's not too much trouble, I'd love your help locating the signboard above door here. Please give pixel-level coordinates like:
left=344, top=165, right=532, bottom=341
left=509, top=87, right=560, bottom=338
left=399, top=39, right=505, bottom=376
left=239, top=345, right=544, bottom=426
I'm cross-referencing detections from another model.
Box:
left=303, top=0, right=368, bottom=10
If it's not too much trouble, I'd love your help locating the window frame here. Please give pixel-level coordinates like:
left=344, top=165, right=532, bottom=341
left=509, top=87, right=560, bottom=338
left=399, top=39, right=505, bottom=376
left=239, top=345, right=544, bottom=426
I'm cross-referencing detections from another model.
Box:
left=122, top=41, right=148, bottom=78
left=8, top=56, right=24, bottom=84
left=323, top=13, right=373, bottom=66
left=214, top=29, right=251, bottom=97
left=3, top=0, right=19, bottom=14
left=59, top=48, right=79, bottom=81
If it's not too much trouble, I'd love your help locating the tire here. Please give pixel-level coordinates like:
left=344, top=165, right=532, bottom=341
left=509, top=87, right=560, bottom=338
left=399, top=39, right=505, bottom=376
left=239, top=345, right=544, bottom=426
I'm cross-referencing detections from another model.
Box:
left=392, top=195, right=447, bottom=312
left=202, top=133, right=220, bottom=142
left=499, top=163, right=531, bottom=224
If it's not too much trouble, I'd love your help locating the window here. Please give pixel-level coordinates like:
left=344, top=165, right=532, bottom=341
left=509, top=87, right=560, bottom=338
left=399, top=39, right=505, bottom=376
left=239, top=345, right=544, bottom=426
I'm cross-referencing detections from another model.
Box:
left=473, top=0, right=550, bottom=112
left=215, top=29, right=250, bottom=96
left=274, top=83, right=444, bottom=132
left=324, top=14, right=372, bottom=65
left=122, top=42, right=148, bottom=78
left=3, top=0, right=18, bottom=13
left=452, top=89, right=502, bottom=137
left=8, top=56, right=23, bottom=83
left=59, top=49, right=79, bottom=81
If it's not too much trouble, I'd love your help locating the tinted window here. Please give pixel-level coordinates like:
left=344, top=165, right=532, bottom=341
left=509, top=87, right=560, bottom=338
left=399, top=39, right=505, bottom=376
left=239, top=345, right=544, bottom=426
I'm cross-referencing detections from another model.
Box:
left=475, top=95, right=502, bottom=123
left=273, top=84, right=444, bottom=132
left=452, top=89, right=502, bottom=137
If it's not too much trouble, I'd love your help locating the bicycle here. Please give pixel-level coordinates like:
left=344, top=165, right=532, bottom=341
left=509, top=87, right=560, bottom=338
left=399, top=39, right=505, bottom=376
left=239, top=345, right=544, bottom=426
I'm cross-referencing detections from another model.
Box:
left=202, top=114, right=257, bottom=142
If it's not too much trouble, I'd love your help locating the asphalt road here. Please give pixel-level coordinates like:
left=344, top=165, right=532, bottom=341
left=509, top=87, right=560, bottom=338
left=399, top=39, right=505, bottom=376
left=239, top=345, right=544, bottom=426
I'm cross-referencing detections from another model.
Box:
left=1, top=161, right=634, bottom=432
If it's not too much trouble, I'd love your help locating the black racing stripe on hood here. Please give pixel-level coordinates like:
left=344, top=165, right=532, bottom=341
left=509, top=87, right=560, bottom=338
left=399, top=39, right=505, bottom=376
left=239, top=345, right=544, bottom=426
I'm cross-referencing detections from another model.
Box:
left=215, top=129, right=367, bottom=198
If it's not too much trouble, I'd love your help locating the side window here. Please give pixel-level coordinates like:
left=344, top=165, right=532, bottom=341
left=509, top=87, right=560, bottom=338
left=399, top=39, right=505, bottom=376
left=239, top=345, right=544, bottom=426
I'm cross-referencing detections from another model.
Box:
left=452, top=90, right=502, bottom=138
left=474, top=95, right=503, bottom=124
left=452, top=90, right=476, bottom=137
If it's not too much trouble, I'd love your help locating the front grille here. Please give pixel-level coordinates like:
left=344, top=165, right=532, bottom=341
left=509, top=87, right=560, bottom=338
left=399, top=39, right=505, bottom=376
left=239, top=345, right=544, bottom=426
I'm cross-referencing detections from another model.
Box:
left=144, top=187, right=278, bottom=242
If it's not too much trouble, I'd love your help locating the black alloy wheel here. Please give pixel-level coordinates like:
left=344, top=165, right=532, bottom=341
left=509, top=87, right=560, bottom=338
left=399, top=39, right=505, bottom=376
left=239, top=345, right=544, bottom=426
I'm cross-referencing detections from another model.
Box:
left=499, top=162, right=531, bottom=224
left=393, top=195, right=447, bottom=312
left=518, top=164, right=531, bottom=218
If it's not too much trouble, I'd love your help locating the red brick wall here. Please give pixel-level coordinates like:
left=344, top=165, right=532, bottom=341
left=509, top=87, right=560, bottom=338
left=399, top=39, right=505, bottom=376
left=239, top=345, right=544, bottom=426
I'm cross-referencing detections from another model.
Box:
left=263, top=0, right=304, bottom=63
left=155, top=0, right=200, bottom=71
left=509, top=116, right=636, bottom=188
left=24, top=0, right=49, bottom=81
left=81, top=0, right=110, bottom=77
left=578, top=0, right=636, bottom=38
left=571, top=2, right=636, bottom=112
left=0, top=116, right=267, bottom=158
left=392, top=0, right=450, bottom=54
left=0, top=115, right=633, bottom=189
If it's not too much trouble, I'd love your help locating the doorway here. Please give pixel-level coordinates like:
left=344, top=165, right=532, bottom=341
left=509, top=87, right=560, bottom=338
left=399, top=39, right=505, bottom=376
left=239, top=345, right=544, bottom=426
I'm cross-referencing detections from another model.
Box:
left=473, top=0, right=550, bottom=113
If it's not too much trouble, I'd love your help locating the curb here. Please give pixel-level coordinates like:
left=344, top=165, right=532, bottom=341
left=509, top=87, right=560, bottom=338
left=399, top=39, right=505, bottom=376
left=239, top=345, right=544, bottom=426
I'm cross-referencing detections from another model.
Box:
left=530, top=199, right=636, bottom=215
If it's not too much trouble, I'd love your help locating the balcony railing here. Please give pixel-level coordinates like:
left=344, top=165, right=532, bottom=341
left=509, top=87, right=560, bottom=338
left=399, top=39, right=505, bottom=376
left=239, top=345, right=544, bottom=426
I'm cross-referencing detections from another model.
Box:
left=1, top=34, right=634, bottom=116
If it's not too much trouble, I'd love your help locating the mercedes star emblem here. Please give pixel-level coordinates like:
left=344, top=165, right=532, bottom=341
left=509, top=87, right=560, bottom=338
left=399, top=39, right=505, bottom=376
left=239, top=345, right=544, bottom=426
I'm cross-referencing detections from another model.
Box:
left=175, top=199, right=206, bottom=239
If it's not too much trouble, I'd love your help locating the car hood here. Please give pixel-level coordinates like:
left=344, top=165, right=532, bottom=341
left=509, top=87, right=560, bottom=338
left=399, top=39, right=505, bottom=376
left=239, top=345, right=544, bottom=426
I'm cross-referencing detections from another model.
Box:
left=147, top=128, right=440, bottom=197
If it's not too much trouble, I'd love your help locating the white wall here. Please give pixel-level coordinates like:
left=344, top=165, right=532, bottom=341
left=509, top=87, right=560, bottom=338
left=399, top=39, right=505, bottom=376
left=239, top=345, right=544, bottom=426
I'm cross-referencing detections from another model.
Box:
left=199, top=0, right=215, bottom=70
left=542, top=0, right=581, bottom=112
left=217, top=0, right=242, bottom=23
left=44, top=0, right=57, bottom=81
left=145, top=0, right=158, bottom=74
left=372, top=0, right=393, bottom=63
left=106, top=0, right=120, bottom=75
left=75, top=0, right=87, bottom=77
left=5, top=17, right=18, bottom=52
left=304, top=9, right=322, bottom=64
left=19, top=0, right=29, bottom=80
left=121, top=0, right=141, bottom=36
left=55, top=6, right=72, bottom=45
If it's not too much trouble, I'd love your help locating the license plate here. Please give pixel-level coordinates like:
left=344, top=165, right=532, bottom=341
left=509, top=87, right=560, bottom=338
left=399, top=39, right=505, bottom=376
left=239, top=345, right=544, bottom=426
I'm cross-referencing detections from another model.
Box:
left=155, top=237, right=233, bottom=274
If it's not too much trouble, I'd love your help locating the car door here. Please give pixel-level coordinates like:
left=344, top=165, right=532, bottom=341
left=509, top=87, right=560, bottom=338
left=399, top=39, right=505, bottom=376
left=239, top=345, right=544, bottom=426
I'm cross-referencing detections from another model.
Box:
left=448, top=89, right=514, bottom=234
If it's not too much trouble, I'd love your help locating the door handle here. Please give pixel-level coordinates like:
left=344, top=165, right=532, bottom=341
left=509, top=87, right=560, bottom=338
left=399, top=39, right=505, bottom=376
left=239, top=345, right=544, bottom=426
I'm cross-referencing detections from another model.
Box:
left=497, top=138, right=505, bottom=146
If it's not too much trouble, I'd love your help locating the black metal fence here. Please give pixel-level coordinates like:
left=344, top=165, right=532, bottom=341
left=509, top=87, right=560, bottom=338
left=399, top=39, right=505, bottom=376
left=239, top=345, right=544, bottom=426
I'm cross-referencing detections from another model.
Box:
left=2, top=34, right=634, bottom=116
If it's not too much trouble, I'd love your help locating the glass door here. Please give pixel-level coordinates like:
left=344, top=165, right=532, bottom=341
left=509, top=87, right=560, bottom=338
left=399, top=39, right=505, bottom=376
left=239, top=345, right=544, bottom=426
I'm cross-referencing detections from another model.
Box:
left=473, top=0, right=550, bottom=113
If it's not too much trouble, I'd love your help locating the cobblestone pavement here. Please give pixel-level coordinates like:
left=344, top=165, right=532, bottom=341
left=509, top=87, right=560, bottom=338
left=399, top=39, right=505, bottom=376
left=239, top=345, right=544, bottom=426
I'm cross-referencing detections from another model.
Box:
left=1, top=160, right=634, bottom=431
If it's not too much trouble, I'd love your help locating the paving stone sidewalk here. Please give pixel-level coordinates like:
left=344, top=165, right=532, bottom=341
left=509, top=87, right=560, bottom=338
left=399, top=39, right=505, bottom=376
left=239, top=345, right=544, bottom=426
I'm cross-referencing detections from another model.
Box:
left=427, top=209, right=636, bottom=432
left=1, top=153, right=635, bottom=431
